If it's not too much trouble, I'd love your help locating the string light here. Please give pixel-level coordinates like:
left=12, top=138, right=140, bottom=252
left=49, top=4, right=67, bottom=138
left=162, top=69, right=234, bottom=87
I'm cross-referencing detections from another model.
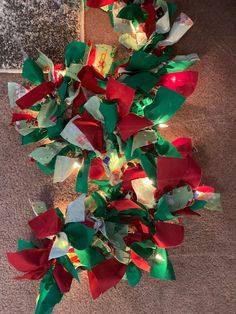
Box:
left=154, top=253, right=165, bottom=262
left=158, top=123, right=169, bottom=129
left=56, top=237, right=69, bottom=250
left=143, top=177, right=153, bottom=186
left=73, top=161, right=81, bottom=169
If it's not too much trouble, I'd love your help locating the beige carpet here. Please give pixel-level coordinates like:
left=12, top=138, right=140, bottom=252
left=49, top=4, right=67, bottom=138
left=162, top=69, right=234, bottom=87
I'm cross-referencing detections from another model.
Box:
left=0, top=1, right=236, bottom=313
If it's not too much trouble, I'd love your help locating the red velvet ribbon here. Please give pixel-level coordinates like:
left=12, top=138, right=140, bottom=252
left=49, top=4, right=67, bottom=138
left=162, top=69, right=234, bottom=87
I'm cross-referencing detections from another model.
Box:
left=173, top=207, right=201, bottom=217
left=114, top=59, right=130, bottom=75
left=172, top=137, right=193, bottom=157
left=78, top=65, right=105, bottom=94
left=196, top=186, right=215, bottom=193
left=7, top=246, right=74, bottom=293
left=87, top=46, right=96, bottom=66
left=121, top=165, right=146, bottom=193
left=134, top=219, right=150, bottom=234
left=81, top=220, right=95, bottom=228
left=72, top=87, right=87, bottom=115
left=73, top=115, right=105, bottom=153
left=105, top=81, right=153, bottom=142
left=124, top=232, right=150, bottom=246
left=7, top=248, right=50, bottom=280
left=157, top=71, right=198, bottom=97
left=156, top=156, right=202, bottom=194
left=110, top=199, right=143, bottom=212
left=89, top=157, right=105, bottom=180
left=130, top=250, right=150, bottom=272
left=53, top=262, right=73, bottom=293
left=11, top=113, right=35, bottom=124
left=106, top=78, right=135, bottom=118
left=143, top=3, right=156, bottom=38
left=86, top=0, right=114, bottom=8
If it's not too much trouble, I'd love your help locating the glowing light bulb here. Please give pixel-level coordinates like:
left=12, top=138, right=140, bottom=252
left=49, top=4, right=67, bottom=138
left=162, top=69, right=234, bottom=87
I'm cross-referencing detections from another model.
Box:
left=73, top=161, right=81, bottom=169
left=158, top=123, right=169, bottom=129
left=154, top=253, right=165, bottom=262
left=143, top=177, right=153, bottom=186
left=57, top=238, right=69, bottom=250
left=57, top=69, right=66, bottom=77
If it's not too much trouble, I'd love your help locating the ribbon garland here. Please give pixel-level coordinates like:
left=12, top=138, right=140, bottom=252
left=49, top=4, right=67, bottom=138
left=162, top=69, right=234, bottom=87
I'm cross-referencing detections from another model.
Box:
left=7, top=1, right=222, bottom=314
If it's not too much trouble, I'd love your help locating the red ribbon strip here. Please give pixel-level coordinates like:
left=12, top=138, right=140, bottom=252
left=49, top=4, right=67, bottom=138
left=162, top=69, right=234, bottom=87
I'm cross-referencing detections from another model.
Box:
left=7, top=248, right=50, bottom=280
left=130, top=250, right=150, bottom=272
left=173, top=207, right=201, bottom=217
left=121, top=165, right=146, bottom=193
left=143, top=3, right=156, bottom=38
left=86, top=0, right=114, bottom=8
left=110, top=199, right=143, bottom=211
left=73, top=115, right=105, bottom=153
left=117, top=113, right=153, bottom=141
left=78, top=65, right=105, bottom=94
left=53, top=262, right=73, bottom=293
left=172, top=137, right=193, bottom=157
left=11, top=113, right=35, bottom=124
left=157, top=71, right=198, bottom=97
left=89, top=158, right=105, bottom=180
left=156, top=156, right=202, bottom=194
